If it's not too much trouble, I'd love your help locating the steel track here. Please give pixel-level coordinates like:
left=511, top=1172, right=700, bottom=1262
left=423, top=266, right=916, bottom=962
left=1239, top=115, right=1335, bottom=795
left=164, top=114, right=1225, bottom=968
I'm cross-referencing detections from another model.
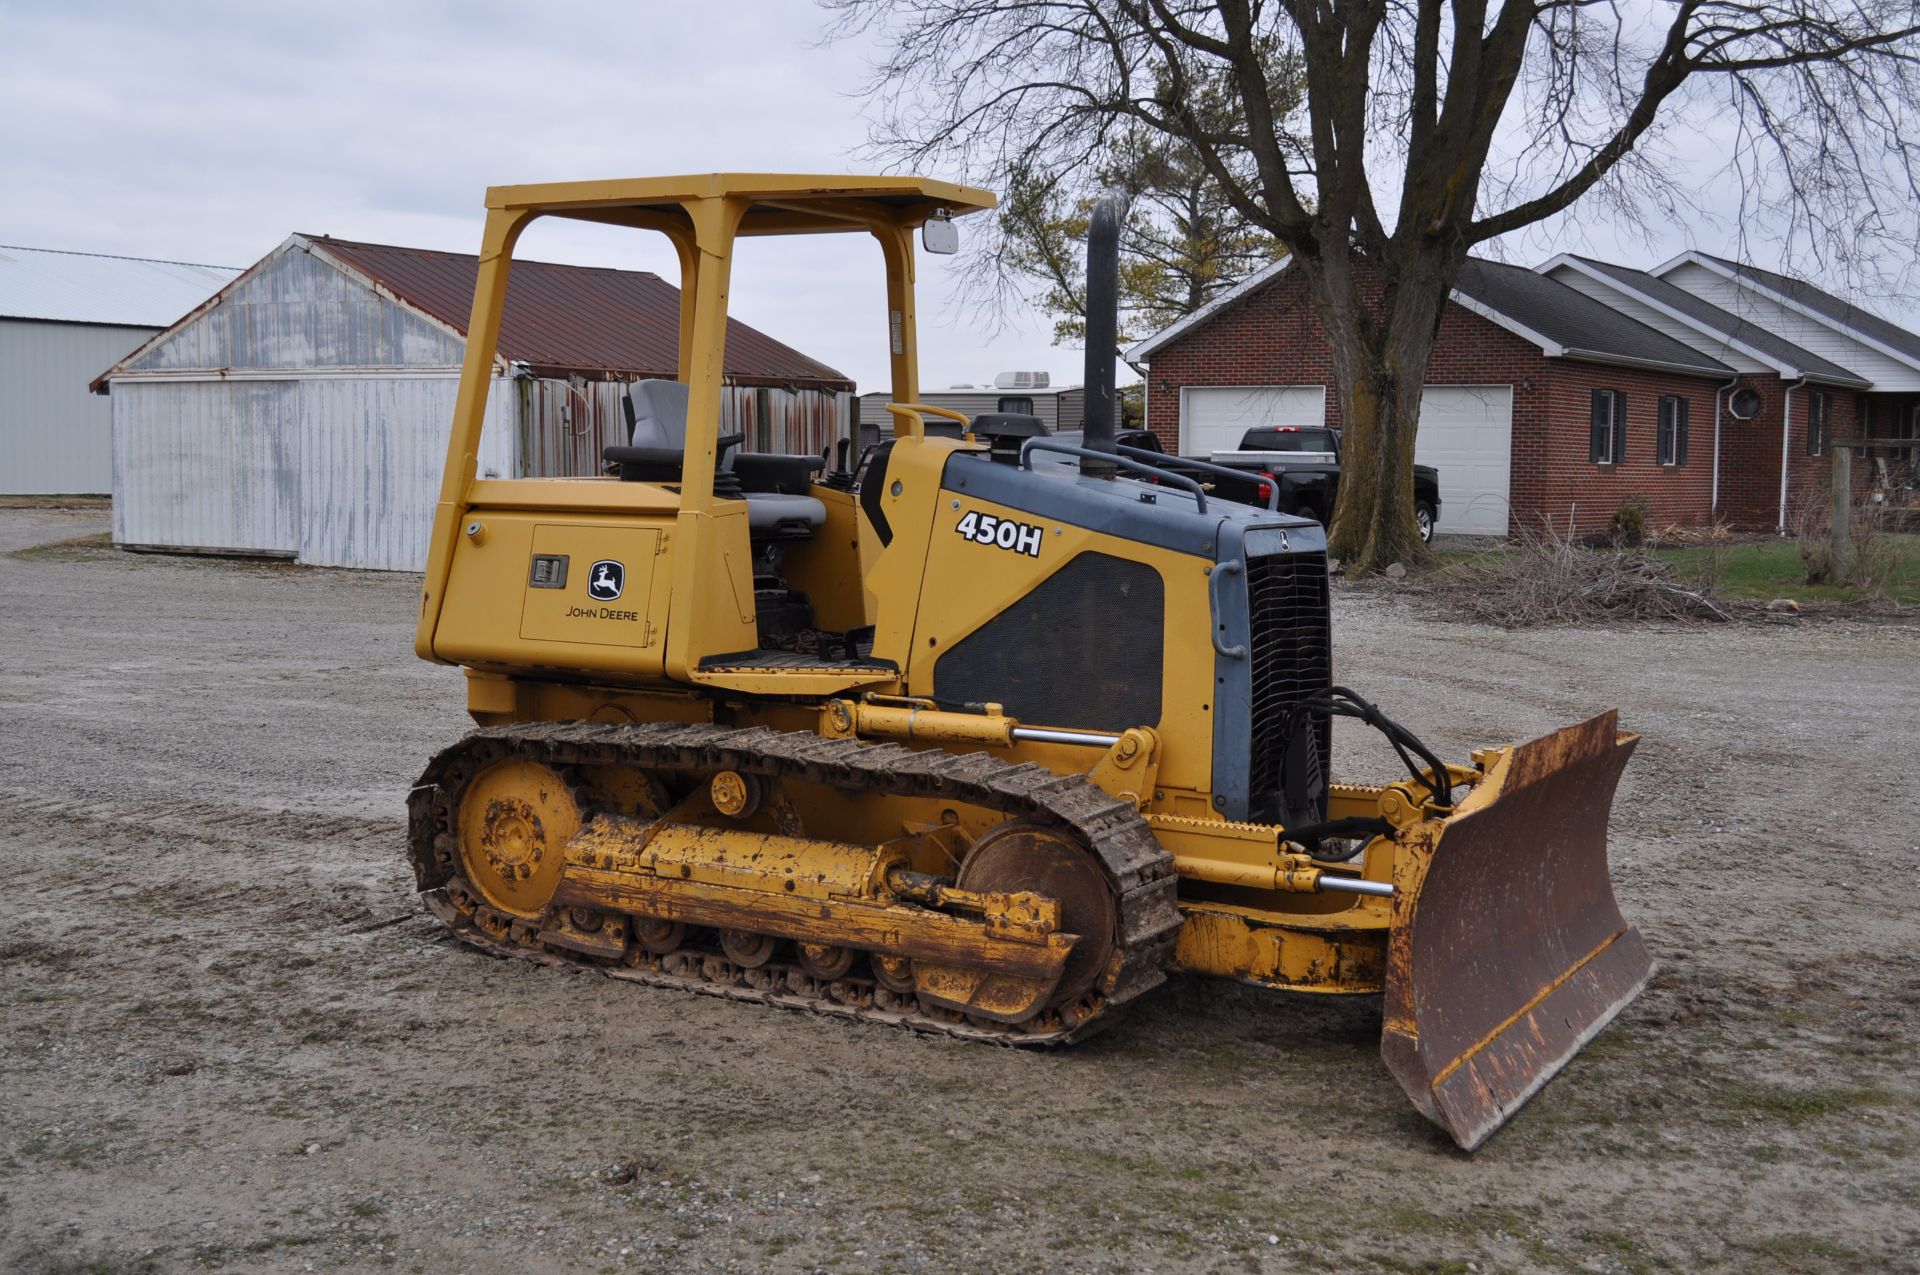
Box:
left=408, top=721, right=1183, bottom=1044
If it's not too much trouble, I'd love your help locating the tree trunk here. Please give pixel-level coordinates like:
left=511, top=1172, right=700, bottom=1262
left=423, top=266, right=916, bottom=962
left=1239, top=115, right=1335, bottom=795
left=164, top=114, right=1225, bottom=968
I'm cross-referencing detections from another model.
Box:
left=1300, top=249, right=1457, bottom=573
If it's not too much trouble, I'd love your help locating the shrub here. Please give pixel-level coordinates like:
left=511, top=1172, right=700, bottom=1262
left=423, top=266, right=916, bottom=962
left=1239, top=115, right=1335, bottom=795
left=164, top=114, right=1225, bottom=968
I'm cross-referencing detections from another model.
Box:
left=1608, top=498, right=1650, bottom=548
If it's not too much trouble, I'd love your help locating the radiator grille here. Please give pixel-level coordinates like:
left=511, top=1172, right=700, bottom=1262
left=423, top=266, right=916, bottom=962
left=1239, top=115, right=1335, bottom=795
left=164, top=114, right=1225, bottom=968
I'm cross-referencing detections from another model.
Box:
left=1245, top=551, right=1333, bottom=823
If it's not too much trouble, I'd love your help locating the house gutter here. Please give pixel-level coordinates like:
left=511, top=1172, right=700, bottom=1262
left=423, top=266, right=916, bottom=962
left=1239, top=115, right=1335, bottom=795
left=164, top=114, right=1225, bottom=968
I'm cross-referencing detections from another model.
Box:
left=1557, top=348, right=1732, bottom=379
left=1778, top=376, right=1807, bottom=533
left=1712, top=375, right=1738, bottom=516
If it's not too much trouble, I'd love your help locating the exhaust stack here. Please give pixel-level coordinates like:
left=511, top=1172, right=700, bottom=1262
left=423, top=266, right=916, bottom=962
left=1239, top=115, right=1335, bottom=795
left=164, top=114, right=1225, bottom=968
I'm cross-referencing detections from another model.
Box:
left=1080, top=191, right=1126, bottom=477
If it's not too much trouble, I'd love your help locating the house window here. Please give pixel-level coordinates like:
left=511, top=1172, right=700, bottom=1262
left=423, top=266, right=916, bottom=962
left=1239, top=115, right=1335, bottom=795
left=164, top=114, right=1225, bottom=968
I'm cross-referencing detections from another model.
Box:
left=997, top=396, right=1034, bottom=415
left=1590, top=389, right=1627, bottom=464
left=1807, top=390, right=1831, bottom=456
left=1657, top=395, right=1690, bottom=466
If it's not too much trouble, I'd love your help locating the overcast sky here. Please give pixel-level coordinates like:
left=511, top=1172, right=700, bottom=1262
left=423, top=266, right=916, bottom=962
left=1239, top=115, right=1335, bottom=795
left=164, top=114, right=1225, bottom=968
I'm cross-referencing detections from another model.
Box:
left=2, top=1, right=1913, bottom=393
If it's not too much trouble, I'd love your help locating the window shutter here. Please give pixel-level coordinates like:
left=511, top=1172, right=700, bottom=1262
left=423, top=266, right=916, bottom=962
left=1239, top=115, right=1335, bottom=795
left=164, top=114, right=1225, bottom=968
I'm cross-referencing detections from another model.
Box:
left=1677, top=399, right=1690, bottom=465
left=1614, top=391, right=1628, bottom=463
left=1590, top=390, right=1608, bottom=462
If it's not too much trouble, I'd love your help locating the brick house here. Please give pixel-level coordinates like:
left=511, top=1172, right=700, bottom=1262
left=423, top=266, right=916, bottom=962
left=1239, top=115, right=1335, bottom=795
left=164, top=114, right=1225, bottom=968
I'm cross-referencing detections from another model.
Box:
left=1127, top=251, right=1920, bottom=536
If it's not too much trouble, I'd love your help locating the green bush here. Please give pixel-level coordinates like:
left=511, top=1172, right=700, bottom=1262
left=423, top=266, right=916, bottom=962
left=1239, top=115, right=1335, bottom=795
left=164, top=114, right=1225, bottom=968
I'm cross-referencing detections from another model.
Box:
left=1608, top=498, right=1650, bottom=548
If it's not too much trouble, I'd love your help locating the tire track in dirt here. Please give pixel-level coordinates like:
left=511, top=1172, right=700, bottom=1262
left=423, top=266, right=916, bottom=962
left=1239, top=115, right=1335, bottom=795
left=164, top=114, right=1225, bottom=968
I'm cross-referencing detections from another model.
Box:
left=0, top=789, right=402, bottom=851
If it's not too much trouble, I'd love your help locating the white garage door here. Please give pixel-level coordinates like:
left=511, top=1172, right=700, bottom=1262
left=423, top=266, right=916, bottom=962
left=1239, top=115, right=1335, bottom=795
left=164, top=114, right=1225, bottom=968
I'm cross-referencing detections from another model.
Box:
left=1415, top=385, right=1512, bottom=536
left=1181, top=385, right=1326, bottom=455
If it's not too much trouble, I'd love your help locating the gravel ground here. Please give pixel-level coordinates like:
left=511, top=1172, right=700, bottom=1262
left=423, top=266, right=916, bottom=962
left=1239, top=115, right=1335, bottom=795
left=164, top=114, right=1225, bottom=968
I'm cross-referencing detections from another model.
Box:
left=2, top=506, right=1916, bottom=1275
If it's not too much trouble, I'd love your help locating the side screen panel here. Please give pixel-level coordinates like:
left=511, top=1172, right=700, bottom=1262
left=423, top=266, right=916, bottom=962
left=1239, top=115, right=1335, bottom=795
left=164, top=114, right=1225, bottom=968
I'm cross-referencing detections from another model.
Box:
left=933, top=551, right=1163, bottom=732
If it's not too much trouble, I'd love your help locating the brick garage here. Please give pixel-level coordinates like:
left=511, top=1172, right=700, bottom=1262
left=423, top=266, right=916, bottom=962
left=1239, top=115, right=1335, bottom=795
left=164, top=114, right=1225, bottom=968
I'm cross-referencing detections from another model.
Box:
left=1131, top=252, right=1920, bottom=536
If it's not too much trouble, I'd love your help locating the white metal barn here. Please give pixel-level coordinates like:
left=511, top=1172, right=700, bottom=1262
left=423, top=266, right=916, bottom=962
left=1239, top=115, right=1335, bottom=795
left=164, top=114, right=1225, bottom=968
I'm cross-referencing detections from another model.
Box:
left=0, top=246, right=238, bottom=494
left=95, top=235, right=855, bottom=571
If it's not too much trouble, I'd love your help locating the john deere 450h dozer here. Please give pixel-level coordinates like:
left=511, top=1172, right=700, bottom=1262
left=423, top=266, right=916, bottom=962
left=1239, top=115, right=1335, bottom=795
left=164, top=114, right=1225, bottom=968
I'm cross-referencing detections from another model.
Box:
left=409, top=174, right=1651, bottom=1150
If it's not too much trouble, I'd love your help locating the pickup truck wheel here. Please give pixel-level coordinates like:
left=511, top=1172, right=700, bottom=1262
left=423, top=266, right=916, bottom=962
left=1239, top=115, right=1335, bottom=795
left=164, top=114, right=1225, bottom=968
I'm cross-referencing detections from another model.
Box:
left=1415, top=501, right=1436, bottom=544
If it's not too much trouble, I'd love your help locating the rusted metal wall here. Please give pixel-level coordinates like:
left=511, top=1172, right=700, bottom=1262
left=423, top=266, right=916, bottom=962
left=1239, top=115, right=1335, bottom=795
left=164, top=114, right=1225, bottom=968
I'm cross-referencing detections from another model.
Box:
left=518, top=377, right=853, bottom=477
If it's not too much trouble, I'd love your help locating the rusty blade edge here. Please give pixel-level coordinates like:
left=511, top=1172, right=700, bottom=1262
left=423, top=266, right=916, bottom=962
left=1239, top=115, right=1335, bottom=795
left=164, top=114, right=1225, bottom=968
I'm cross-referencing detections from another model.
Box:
left=1447, top=946, right=1656, bottom=1152
left=1430, top=924, right=1628, bottom=1089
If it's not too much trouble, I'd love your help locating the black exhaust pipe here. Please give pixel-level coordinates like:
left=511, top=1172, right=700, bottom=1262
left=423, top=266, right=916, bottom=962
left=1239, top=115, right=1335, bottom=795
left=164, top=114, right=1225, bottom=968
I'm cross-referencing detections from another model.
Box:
left=1080, top=191, right=1127, bottom=476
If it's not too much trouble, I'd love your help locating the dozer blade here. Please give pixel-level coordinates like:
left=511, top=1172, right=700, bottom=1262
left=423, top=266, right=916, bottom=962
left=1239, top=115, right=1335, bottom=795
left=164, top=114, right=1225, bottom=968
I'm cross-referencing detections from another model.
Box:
left=1381, top=711, right=1652, bottom=1151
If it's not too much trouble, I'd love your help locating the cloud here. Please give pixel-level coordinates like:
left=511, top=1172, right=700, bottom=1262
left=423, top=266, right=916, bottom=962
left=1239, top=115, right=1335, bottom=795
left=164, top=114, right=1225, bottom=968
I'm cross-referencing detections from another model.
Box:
left=7, top=1, right=1909, bottom=383
left=0, top=0, right=1075, bottom=391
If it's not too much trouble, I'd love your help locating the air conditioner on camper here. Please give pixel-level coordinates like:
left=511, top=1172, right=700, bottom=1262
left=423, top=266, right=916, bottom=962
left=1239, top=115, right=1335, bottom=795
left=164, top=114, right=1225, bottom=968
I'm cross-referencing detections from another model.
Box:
left=993, top=371, right=1051, bottom=390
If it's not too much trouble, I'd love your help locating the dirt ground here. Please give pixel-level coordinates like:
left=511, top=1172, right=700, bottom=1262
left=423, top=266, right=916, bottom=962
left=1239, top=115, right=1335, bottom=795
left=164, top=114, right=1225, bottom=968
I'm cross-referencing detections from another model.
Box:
left=2, top=505, right=1915, bottom=1275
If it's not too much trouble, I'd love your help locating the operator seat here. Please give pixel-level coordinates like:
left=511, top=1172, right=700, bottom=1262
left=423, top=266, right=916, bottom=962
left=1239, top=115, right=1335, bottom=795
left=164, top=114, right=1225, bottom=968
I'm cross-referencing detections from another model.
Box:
left=606, top=380, right=826, bottom=538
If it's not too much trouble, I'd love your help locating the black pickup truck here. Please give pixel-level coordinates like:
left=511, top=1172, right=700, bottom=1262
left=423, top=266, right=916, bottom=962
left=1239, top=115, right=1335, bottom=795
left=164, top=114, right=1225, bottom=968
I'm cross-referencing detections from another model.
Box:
left=1165, top=426, right=1443, bottom=544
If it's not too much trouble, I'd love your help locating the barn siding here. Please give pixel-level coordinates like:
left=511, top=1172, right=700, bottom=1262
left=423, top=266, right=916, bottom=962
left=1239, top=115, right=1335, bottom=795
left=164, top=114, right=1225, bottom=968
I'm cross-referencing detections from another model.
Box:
left=113, top=379, right=301, bottom=554
left=106, top=237, right=846, bottom=569
left=1, top=318, right=156, bottom=493
left=113, top=373, right=515, bottom=569
left=296, top=376, right=515, bottom=570
left=124, top=245, right=463, bottom=374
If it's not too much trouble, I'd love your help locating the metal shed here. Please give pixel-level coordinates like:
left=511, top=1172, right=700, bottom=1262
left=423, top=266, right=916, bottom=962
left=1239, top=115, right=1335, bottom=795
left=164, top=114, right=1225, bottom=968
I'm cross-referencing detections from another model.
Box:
left=95, top=235, right=855, bottom=570
left=1, top=246, right=238, bottom=494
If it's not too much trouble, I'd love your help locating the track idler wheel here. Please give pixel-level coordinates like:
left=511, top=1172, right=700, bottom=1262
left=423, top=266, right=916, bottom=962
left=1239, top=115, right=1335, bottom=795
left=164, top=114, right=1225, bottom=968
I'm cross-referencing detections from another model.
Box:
left=895, top=820, right=1121, bottom=1026
left=956, top=819, right=1118, bottom=1010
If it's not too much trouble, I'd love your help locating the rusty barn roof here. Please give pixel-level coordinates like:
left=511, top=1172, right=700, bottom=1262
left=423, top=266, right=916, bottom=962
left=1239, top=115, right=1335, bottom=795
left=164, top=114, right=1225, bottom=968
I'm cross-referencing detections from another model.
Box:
left=305, top=235, right=851, bottom=390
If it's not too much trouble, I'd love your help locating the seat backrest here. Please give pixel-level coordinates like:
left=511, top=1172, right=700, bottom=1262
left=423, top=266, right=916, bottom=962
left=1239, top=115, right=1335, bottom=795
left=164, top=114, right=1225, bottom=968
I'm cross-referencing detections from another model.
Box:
left=627, top=379, right=690, bottom=450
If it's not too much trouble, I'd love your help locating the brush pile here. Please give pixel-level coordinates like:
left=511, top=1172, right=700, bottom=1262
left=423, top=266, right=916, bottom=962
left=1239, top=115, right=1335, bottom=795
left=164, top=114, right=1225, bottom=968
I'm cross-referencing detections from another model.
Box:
left=1413, top=527, right=1730, bottom=627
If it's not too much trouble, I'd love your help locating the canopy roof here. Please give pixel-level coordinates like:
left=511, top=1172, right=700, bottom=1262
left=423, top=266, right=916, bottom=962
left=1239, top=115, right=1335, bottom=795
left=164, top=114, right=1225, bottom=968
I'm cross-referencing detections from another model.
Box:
left=488, top=173, right=997, bottom=237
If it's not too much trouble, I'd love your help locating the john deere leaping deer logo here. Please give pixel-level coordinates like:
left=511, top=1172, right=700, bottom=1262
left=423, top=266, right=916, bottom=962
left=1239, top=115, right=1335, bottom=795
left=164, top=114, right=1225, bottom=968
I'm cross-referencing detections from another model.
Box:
left=587, top=560, right=625, bottom=601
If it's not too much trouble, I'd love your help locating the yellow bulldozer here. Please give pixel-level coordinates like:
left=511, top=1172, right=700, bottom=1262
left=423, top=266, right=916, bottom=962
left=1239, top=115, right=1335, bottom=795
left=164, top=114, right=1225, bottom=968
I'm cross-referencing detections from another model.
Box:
left=408, top=174, right=1650, bottom=1150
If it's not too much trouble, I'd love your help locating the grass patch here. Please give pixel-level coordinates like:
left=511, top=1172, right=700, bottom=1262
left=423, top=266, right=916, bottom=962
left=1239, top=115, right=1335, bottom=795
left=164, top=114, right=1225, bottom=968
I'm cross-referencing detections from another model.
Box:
left=0, top=494, right=109, bottom=511
left=8, top=532, right=114, bottom=562
left=1743, top=1232, right=1877, bottom=1273
left=1657, top=534, right=1920, bottom=604
left=1711, top=1082, right=1897, bottom=1126
left=1431, top=533, right=1920, bottom=607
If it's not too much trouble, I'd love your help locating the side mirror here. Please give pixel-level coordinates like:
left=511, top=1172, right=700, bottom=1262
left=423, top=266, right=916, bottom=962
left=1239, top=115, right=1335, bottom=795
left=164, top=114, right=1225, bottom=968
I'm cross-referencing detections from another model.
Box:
left=921, top=210, right=958, bottom=255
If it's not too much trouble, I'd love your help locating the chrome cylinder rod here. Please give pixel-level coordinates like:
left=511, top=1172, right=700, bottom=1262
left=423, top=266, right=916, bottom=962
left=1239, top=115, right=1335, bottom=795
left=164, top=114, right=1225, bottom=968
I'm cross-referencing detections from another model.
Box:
left=1009, top=726, right=1123, bottom=748
left=1317, top=876, right=1396, bottom=898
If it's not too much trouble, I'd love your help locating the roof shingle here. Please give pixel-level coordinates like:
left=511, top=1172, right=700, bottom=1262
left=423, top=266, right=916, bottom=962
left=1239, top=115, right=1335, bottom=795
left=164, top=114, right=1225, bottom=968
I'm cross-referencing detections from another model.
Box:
left=1564, top=256, right=1866, bottom=386
left=1452, top=258, right=1734, bottom=376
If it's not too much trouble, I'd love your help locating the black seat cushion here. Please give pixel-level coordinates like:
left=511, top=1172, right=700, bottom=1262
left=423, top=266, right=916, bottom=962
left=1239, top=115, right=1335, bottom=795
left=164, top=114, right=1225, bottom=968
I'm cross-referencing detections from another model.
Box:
left=605, top=433, right=746, bottom=484
left=731, top=452, right=825, bottom=495
left=604, top=445, right=683, bottom=483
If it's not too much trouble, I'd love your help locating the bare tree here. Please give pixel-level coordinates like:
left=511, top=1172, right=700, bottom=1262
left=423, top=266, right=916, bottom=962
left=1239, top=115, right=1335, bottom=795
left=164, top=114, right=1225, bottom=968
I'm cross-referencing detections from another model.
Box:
left=822, top=0, right=1920, bottom=570
left=994, top=58, right=1300, bottom=348
left=1001, top=146, right=1284, bottom=350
